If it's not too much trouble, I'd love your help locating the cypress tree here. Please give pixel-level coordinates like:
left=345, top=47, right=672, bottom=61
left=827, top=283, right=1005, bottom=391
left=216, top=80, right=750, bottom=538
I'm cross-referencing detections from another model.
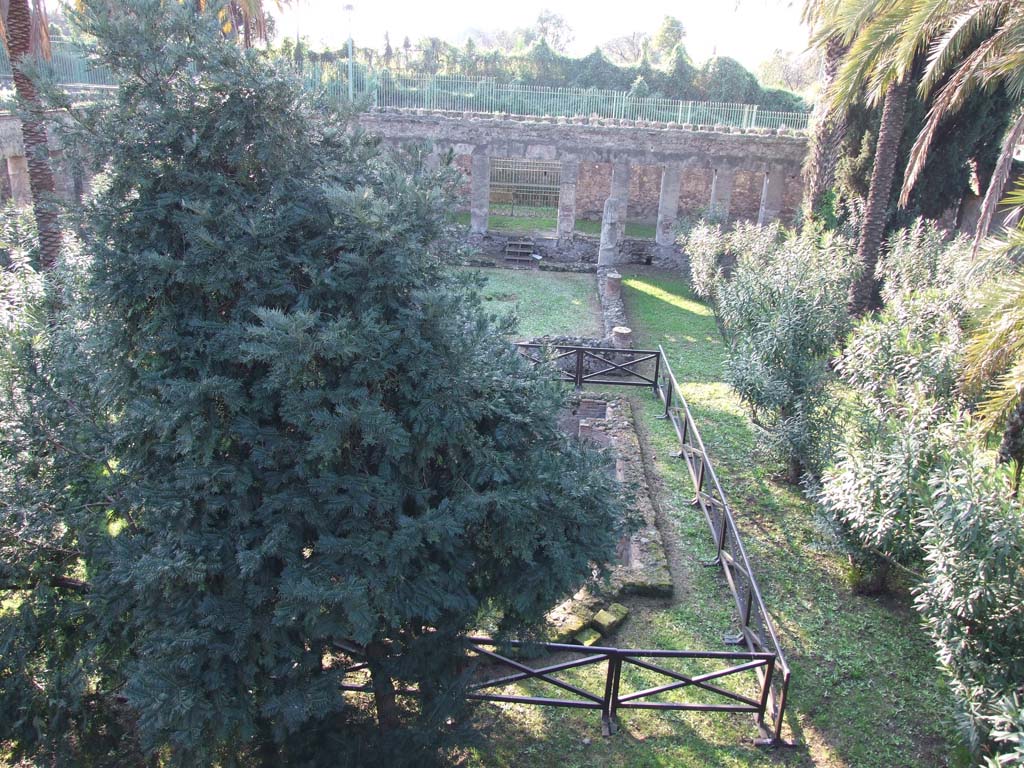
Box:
left=1, top=1, right=624, bottom=764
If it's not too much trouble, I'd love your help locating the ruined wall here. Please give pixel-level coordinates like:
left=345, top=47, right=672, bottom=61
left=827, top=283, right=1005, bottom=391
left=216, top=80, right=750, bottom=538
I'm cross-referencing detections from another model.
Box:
left=361, top=110, right=808, bottom=225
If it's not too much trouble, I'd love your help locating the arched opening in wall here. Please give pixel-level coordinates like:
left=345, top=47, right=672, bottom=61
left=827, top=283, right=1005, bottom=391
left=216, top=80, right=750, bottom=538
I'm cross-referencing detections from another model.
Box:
left=489, top=159, right=560, bottom=223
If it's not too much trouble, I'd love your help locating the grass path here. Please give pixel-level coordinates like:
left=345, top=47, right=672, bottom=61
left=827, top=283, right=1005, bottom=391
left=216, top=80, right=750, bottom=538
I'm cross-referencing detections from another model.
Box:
left=464, top=267, right=959, bottom=768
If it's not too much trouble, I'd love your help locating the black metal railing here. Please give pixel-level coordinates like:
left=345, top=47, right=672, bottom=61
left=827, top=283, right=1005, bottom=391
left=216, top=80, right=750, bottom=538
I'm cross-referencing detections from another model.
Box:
left=515, top=343, right=661, bottom=391
left=337, top=637, right=776, bottom=740
left=653, top=345, right=791, bottom=743
left=515, top=341, right=791, bottom=743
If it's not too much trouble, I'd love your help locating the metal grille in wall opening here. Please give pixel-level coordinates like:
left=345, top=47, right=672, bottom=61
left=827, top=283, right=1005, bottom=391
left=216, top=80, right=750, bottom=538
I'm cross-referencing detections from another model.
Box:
left=490, top=159, right=560, bottom=217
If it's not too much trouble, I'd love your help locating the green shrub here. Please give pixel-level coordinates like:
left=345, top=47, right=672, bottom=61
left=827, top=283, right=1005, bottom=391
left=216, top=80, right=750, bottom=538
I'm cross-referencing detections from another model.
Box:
left=682, top=220, right=725, bottom=300
left=877, top=219, right=974, bottom=307
left=918, top=447, right=1024, bottom=760
left=819, top=220, right=1024, bottom=760
left=716, top=228, right=857, bottom=481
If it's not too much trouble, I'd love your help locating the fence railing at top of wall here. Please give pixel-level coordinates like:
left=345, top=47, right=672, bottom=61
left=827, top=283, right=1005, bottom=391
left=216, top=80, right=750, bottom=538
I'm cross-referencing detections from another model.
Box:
left=0, top=46, right=810, bottom=133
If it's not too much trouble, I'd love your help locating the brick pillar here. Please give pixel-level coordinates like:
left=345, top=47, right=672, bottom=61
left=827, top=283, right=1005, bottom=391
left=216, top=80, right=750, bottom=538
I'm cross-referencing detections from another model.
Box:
left=7, top=155, right=31, bottom=206
left=610, top=160, right=630, bottom=240
left=758, top=164, right=786, bottom=225
left=656, top=163, right=683, bottom=247
left=557, top=159, right=578, bottom=245
left=709, top=165, right=734, bottom=221
left=469, top=151, right=490, bottom=235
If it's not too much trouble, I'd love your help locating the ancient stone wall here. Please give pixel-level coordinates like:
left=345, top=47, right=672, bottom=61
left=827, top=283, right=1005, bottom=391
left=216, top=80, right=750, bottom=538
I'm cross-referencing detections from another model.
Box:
left=359, top=109, right=808, bottom=229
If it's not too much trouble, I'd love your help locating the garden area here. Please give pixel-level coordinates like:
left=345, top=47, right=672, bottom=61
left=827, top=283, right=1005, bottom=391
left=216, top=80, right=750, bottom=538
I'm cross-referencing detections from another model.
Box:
left=1, top=0, right=1023, bottom=766
left=455, top=265, right=956, bottom=768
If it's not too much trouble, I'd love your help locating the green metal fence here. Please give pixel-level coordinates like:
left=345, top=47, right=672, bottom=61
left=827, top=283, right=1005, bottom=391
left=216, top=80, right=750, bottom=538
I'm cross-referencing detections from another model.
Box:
left=0, top=47, right=810, bottom=132
left=349, top=70, right=807, bottom=132
left=490, top=158, right=560, bottom=216
left=370, top=74, right=809, bottom=131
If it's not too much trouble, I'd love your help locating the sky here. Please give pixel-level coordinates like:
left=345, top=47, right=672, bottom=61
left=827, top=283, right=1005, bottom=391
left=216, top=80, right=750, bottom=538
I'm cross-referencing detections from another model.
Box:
left=269, top=1, right=812, bottom=73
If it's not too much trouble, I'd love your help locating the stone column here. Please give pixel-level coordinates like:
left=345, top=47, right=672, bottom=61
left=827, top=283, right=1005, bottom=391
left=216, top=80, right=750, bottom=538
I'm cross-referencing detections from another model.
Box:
left=709, top=164, right=734, bottom=221
left=605, top=271, right=622, bottom=301
left=469, top=151, right=490, bottom=236
left=655, top=163, right=683, bottom=248
left=6, top=155, right=31, bottom=206
left=758, top=164, right=787, bottom=225
left=598, top=197, right=620, bottom=266
left=556, top=159, right=579, bottom=245
left=610, top=160, right=630, bottom=241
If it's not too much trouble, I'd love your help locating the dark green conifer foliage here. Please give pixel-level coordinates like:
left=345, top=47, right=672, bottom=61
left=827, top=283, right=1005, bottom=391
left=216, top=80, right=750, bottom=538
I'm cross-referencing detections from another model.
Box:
left=1, top=1, right=623, bottom=764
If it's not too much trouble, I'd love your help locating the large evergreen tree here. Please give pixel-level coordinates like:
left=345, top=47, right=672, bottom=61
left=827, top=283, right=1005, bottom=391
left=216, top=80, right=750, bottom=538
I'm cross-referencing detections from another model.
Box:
left=0, top=1, right=623, bottom=764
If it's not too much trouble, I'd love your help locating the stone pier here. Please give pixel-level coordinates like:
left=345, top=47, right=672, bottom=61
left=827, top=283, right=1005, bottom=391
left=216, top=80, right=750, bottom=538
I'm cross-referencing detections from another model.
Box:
left=610, top=160, right=630, bottom=241
left=469, top=151, right=490, bottom=235
left=758, top=164, right=786, bottom=226
left=6, top=155, right=31, bottom=205
left=557, top=158, right=579, bottom=245
left=655, top=163, right=683, bottom=248
left=598, top=197, right=621, bottom=266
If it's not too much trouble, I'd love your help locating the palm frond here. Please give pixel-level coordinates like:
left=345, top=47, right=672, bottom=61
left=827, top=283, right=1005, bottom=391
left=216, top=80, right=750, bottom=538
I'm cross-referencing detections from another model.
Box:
left=920, top=1, right=1003, bottom=95
left=828, top=1, right=910, bottom=111
left=974, top=356, right=1024, bottom=436
left=899, top=31, right=1006, bottom=204
left=971, top=108, right=1024, bottom=256
left=963, top=272, right=1024, bottom=419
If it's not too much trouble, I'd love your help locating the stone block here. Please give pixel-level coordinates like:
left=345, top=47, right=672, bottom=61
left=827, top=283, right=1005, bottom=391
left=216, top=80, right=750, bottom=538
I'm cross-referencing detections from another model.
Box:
left=548, top=612, right=589, bottom=643
left=592, top=603, right=629, bottom=635
left=574, top=628, right=602, bottom=647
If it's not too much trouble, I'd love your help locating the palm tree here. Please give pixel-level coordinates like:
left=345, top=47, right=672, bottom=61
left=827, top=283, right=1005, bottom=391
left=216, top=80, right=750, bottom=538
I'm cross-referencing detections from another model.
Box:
left=814, top=0, right=915, bottom=314
left=886, top=0, right=1024, bottom=254
left=803, top=34, right=849, bottom=218
left=801, top=0, right=849, bottom=218
left=828, top=0, right=1024, bottom=255
left=0, top=0, right=62, bottom=271
left=195, top=0, right=280, bottom=48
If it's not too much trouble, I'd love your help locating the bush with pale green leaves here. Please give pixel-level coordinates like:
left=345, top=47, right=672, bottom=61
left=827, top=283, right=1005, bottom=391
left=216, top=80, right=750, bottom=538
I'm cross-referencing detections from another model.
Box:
left=715, top=226, right=857, bottom=481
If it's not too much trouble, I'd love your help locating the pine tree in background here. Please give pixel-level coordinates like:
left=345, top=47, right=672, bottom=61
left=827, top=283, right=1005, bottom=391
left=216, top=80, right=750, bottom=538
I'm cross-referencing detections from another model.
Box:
left=0, top=0, right=624, bottom=764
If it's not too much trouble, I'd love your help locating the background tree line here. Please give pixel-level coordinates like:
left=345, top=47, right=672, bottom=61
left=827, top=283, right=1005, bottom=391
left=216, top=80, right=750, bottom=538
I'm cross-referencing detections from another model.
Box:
left=276, top=12, right=809, bottom=112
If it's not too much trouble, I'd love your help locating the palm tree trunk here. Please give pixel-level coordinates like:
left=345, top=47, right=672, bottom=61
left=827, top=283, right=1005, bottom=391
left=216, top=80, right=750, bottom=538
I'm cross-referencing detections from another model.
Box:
left=848, top=78, right=910, bottom=316
left=6, top=0, right=61, bottom=271
left=803, top=34, right=848, bottom=217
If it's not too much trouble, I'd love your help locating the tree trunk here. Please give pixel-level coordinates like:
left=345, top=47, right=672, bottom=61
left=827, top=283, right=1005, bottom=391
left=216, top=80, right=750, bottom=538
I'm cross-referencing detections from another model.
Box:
left=786, top=455, right=802, bottom=486
left=803, top=35, right=848, bottom=218
left=366, top=641, right=400, bottom=732
left=6, top=0, right=62, bottom=271
left=848, top=78, right=910, bottom=316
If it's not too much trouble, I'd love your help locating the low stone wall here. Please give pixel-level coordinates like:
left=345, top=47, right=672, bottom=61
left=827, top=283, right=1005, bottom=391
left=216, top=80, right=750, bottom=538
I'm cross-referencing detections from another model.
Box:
left=469, top=231, right=667, bottom=266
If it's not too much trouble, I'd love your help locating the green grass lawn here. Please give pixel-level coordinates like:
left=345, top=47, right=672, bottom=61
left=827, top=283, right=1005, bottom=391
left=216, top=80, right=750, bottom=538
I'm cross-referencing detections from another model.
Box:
left=461, top=267, right=960, bottom=768
left=469, top=266, right=603, bottom=340
left=452, top=211, right=657, bottom=239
